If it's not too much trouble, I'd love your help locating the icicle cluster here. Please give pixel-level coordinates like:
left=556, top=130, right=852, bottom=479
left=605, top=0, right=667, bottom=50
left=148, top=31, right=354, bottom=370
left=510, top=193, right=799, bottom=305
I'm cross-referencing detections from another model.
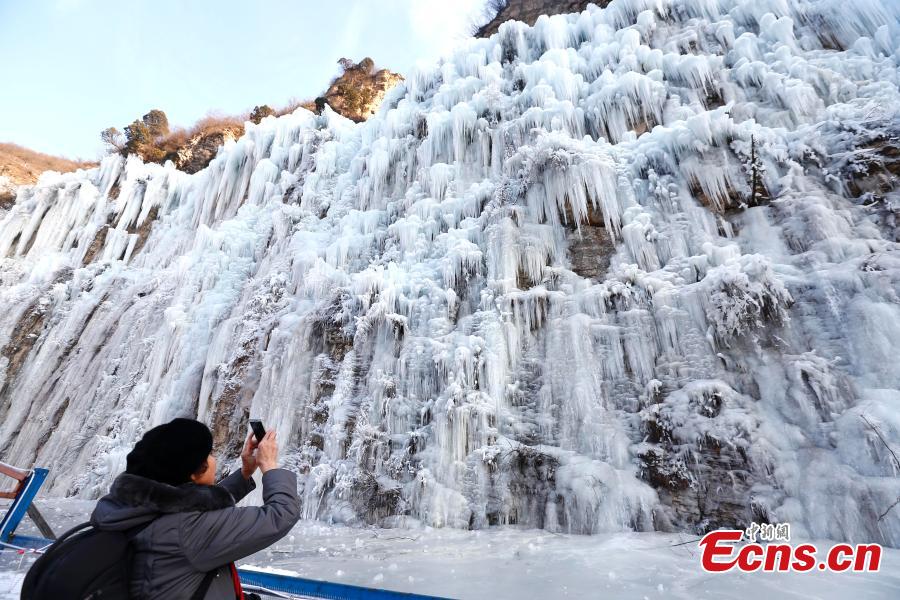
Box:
left=1, top=0, right=899, bottom=545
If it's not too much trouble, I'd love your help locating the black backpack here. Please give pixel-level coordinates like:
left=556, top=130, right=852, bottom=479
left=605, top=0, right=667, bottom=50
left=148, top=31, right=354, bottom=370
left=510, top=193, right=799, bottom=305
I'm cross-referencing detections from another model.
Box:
left=20, top=522, right=215, bottom=599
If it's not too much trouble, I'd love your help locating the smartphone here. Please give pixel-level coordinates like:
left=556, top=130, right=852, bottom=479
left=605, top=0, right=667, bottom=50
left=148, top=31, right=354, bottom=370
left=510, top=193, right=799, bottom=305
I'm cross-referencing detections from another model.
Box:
left=249, top=420, right=266, bottom=442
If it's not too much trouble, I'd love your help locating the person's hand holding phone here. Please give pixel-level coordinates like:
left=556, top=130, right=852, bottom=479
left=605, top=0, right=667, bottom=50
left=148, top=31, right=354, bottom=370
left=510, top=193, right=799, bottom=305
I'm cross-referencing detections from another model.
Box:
left=240, top=432, right=260, bottom=479
left=255, top=430, right=279, bottom=474
left=240, top=425, right=279, bottom=477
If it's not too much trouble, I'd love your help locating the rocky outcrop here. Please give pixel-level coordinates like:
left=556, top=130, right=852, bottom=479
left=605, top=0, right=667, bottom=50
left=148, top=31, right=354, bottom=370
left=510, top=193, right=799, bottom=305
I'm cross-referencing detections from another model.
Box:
left=476, top=0, right=601, bottom=37
left=0, top=176, right=16, bottom=210
left=163, top=127, right=244, bottom=174
left=320, top=58, right=404, bottom=123
left=143, top=59, right=401, bottom=175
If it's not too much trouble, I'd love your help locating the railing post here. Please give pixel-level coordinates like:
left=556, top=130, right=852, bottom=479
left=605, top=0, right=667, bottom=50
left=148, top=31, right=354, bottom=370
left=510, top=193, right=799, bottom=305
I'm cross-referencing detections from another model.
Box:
left=0, top=461, right=30, bottom=500
left=0, top=467, right=49, bottom=542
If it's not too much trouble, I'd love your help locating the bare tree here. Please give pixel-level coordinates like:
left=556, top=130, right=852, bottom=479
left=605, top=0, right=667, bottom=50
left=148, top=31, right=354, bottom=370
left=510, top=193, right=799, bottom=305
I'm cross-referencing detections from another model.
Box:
left=749, top=135, right=767, bottom=206
left=860, top=415, right=900, bottom=521
left=100, top=127, right=125, bottom=153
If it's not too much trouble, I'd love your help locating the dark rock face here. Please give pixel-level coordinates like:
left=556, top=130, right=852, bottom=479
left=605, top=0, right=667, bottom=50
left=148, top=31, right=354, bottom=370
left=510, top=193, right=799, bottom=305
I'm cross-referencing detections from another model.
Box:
left=0, top=189, right=14, bottom=210
left=476, top=0, right=602, bottom=37
left=638, top=381, right=759, bottom=533
left=838, top=122, right=900, bottom=242
left=566, top=205, right=614, bottom=280
left=0, top=301, right=47, bottom=422
left=163, top=128, right=244, bottom=175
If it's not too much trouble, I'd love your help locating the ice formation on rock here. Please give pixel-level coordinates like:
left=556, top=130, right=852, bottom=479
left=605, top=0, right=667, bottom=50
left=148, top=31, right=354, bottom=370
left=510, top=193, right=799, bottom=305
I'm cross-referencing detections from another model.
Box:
left=1, top=0, right=899, bottom=545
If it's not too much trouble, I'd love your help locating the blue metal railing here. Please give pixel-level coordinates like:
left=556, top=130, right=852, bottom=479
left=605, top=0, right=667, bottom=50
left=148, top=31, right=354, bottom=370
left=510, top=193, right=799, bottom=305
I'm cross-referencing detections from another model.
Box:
left=238, top=570, right=452, bottom=600
left=0, top=467, right=48, bottom=544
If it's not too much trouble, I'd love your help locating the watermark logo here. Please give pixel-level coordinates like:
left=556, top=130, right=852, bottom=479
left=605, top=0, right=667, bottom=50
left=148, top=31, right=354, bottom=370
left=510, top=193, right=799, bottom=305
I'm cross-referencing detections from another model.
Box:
left=698, top=524, right=882, bottom=573
left=744, top=522, right=791, bottom=543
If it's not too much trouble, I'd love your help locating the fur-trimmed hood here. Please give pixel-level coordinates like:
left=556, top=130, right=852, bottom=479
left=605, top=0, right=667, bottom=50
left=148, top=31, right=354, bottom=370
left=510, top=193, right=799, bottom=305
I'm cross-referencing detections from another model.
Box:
left=91, top=472, right=236, bottom=531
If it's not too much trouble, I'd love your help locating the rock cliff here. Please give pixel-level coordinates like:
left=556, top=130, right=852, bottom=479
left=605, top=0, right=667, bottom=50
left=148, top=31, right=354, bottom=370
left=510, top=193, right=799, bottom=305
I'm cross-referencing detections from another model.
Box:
left=476, top=0, right=600, bottom=36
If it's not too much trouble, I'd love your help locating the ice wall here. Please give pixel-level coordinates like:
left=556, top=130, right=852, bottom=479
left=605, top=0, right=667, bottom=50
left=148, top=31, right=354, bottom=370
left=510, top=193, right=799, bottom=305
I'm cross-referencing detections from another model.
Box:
left=1, top=0, right=899, bottom=545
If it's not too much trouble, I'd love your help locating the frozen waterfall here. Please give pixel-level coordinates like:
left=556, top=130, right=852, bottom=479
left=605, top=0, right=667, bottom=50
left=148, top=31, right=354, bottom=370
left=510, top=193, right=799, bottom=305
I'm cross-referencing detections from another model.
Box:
left=1, top=0, right=899, bottom=546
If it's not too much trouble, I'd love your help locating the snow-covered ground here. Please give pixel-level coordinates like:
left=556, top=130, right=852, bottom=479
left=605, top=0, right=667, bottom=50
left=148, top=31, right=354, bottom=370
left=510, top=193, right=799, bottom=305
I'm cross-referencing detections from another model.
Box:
left=2, top=499, right=900, bottom=599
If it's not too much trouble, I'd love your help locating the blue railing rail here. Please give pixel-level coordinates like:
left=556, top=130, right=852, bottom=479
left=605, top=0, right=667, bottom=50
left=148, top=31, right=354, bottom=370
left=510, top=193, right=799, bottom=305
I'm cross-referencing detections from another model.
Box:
left=238, top=570, right=453, bottom=600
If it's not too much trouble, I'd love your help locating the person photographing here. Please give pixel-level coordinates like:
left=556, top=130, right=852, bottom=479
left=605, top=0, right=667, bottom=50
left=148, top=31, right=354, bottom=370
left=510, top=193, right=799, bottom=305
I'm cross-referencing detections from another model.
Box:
left=87, top=418, right=300, bottom=599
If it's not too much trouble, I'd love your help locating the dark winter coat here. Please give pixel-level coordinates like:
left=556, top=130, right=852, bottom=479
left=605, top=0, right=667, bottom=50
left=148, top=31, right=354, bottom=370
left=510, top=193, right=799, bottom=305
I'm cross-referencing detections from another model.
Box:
left=90, top=468, right=301, bottom=599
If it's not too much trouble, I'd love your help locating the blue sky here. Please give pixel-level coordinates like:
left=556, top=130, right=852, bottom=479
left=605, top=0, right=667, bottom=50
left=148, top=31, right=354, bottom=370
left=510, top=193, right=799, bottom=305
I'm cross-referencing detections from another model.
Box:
left=0, top=0, right=485, bottom=159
